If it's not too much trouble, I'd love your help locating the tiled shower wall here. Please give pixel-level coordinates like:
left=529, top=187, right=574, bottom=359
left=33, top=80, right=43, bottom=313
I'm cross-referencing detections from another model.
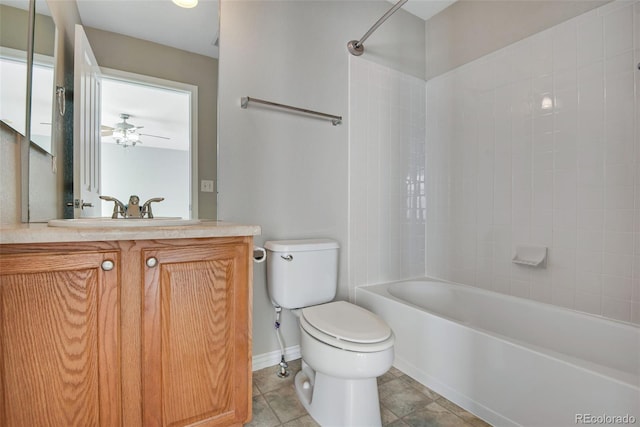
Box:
left=426, top=1, right=639, bottom=323
left=349, top=57, right=426, bottom=297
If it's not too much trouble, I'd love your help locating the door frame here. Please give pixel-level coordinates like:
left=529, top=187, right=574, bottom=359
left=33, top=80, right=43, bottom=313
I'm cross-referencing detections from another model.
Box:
left=98, top=67, right=199, bottom=218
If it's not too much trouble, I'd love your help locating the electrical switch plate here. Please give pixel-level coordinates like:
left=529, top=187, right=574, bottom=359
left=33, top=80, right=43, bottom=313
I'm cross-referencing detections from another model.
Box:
left=200, top=180, right=214, bottom=193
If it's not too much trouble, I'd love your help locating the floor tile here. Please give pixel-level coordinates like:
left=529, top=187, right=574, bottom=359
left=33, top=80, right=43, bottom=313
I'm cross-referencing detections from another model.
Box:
left=402, top=402, right=473, bottom=427
left=263, top=384, right=307, bottom=423
left=282, top=415, right=321, bottom=427
left=436, top=398, right=488, bottom=426
left=399, top=375, right=442, bottom=401
left=254, top=366, right=296, bottom=394
left=248, top=360, right=492, bottom=427
left=386, top=419, right=412, bottom=427
left=379, top=378, right=434, bottom=418
left=381, top=404, right=400, bottom=425
left=246, top=394, right=281, bottom=427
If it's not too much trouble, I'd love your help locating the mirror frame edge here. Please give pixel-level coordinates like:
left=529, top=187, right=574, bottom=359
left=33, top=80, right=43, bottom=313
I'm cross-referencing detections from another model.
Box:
left=21, top=0, right=36, bottom=223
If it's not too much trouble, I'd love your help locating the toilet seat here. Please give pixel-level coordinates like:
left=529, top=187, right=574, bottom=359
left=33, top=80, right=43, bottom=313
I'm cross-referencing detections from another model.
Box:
left=300, top=301, right=394, bottom=352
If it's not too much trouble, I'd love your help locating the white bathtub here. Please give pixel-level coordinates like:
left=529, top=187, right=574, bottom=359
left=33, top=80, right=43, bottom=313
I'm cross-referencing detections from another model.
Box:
left=355, top=279, right=640, bottom=427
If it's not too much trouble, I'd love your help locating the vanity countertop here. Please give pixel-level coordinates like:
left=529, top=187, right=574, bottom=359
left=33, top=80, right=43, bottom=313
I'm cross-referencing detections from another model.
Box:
left=0, top=220, right=261, bottom=245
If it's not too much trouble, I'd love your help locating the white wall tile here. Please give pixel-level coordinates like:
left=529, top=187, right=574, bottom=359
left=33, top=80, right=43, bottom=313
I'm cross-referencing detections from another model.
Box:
left=553, top=21, right=578, bottom=72
left=425, top=0, right=639, bottom=324
left=349, top=56, right=426, bottom=291
left=603, top=3, right=635, bottom=57
left=576, top=270, right=603, bottom=294
left=577, top=10, right=604, bottom=67
left=575, top=291, right=602, bottom=315
left=601, top=297, right=631, bottom=322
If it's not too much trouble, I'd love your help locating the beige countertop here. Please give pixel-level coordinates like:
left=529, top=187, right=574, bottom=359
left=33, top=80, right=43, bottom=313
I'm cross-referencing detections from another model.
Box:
left=0, top=220, right=261, bottom=245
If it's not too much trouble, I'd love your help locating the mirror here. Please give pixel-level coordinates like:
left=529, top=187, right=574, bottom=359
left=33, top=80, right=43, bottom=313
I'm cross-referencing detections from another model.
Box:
left=67, top=0, right=219, bottom=220
left=30, top=0, right=56, bottom=154
left=0, top=0, right=56, bottom=154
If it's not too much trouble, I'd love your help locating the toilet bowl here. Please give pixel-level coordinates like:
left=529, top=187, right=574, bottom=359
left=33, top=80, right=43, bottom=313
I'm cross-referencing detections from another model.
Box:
left=264, top=239, right=395, bottom=426
left=295, top=301, right=394, bottom=427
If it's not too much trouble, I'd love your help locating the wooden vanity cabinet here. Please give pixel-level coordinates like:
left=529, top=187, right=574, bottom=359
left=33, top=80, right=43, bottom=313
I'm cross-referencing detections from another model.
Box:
left=0, top=236, right=253, bottom=427
left=0, top=248, right=121, bottom=426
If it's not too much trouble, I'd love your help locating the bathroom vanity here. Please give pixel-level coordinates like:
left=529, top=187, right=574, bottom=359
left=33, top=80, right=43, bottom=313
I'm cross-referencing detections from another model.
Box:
left=0, top=221, right=260, bottom=426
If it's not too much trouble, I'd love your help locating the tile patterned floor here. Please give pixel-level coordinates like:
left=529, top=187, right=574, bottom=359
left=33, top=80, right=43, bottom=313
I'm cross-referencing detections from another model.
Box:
left=247, top=359, right=492, bottom=427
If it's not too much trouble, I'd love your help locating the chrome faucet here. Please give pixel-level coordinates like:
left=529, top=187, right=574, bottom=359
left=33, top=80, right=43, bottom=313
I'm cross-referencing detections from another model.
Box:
left=99, top=195, right=164, bottom=219
left=100, top=195, right=126, bottom=219
left=141, top=197, right=164, bottom=219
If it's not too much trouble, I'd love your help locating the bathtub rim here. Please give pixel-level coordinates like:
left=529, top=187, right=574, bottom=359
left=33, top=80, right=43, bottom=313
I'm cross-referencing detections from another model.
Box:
left=357, top=276, right=640, bottom=330
left=355, top=276, right=640, bottom=390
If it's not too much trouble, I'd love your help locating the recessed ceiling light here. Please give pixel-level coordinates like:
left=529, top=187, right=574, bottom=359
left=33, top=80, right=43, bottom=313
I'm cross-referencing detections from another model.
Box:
left=172, top=0, right=198, bottom=8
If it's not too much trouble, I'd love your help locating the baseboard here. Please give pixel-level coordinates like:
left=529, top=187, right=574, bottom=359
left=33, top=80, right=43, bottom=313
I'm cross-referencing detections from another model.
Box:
left=252, top=345, right=301, bottom=371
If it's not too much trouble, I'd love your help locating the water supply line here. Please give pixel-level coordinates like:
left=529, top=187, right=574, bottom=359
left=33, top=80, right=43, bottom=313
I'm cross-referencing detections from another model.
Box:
left=347, top=0, right=408, bottom=56
left=274, top=306, right=290, bottom=378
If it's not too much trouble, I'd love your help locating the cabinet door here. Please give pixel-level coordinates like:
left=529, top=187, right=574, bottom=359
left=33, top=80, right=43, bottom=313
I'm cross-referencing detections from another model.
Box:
left=0, top=251, right=120, bottom=426
left=142, top=240, right=250, bottom=427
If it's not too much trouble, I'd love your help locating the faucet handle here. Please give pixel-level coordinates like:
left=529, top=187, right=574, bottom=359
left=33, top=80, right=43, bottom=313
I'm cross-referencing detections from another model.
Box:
left=141, top=197, right=164, bottom=219
left=100, top=195, right=126, bottom=219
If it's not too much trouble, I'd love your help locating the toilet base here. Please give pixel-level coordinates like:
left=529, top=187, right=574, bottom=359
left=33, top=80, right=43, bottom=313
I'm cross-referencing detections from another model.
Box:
left=294, top=360, right=382, bottom=427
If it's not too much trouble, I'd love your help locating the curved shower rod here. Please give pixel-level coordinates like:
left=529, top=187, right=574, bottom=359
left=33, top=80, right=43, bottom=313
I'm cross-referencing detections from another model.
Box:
left=347, top=0, right=409, bottom=56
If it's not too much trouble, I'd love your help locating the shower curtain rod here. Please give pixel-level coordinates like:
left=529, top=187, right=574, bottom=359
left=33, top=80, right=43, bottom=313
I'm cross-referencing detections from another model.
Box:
left=347, top=0, right=408, bottom=56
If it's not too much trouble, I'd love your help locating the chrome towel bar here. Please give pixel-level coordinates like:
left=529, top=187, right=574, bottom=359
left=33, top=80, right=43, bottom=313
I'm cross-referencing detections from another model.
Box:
left=240, top=96, right=342, bottom=126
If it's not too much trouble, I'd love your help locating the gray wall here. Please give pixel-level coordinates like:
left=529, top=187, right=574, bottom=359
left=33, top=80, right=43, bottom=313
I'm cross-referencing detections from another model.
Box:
left=217, top=0, right=425, bottom=359
left=0, top=123, right=21, bottom=225
left=425, top=0, right=612, bottom=80
left=84, top=27, right=219, bottom=219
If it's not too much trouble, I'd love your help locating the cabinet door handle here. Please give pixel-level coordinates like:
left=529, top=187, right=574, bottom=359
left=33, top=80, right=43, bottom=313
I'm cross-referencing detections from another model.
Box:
left=146, top=257, right=158, bottom=268
left=101, top=260, right=115, bottom=271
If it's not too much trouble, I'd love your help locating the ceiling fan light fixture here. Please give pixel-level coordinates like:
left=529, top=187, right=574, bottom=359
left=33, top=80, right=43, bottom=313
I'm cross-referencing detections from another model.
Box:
left=172, top=0, right=198, bottom=8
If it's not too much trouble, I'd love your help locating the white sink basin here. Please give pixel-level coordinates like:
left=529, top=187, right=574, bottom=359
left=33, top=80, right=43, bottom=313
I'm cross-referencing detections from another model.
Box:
left=48, top=217, right=201, bottom=228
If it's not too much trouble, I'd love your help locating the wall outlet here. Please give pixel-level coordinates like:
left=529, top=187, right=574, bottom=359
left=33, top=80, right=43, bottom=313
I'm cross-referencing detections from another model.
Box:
left=200, top=180, right=215, bottom=193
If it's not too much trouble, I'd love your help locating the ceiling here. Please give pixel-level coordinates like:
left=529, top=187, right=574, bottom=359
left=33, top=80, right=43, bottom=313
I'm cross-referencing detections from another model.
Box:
left=75, top=0, right=456, bottom=62
left=389, top=0, right=457, bottom=21
left=100, top=77, right=191, bottom=151
left=76, top=0, right=219, bottom=59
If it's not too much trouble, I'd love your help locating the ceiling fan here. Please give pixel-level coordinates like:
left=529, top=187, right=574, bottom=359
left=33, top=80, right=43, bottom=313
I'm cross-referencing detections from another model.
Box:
left=101, top=113, right=170, bottom=147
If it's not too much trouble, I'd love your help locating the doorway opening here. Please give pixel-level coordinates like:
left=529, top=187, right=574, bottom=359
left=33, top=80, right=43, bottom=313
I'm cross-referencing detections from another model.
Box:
left=99, top=69, right=197, bottom=219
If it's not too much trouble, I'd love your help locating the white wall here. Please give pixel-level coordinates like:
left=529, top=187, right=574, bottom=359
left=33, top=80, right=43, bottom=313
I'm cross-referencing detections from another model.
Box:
left=426, top=1, right=640, bottom=324
left=218, top=1, right=425, bottom=357
left=348, top=56, right=426, bottom=297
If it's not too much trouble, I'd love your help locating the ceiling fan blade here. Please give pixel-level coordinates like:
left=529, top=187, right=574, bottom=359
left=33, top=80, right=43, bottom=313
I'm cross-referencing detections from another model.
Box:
left=102, top=129, right=114, bottom=137
left=139, top=133, right=171, bottom=140
left=101, top=124, right=114, bottom=131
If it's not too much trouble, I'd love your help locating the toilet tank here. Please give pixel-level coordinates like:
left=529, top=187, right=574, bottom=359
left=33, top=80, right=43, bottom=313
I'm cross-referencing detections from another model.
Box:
left=264, top=239, right=339, bottom=309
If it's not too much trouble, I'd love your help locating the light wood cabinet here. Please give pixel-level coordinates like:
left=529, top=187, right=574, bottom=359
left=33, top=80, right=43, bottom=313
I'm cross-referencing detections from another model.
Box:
left=0, top=236, right=253, bottom=427
left=0, top=250, right=120, bottom=426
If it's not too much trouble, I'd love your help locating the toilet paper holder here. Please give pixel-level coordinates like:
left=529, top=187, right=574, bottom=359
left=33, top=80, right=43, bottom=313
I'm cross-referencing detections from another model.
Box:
left=253, top=246, right=266, bottom=263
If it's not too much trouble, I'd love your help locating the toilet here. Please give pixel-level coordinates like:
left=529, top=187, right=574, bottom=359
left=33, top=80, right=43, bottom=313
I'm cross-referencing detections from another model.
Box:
left=264, top=239, right=394, bottom=427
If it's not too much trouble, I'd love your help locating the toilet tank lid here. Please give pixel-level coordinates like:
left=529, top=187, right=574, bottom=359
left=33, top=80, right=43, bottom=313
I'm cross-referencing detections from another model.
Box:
left=264, top=238, right=339, bottom=252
